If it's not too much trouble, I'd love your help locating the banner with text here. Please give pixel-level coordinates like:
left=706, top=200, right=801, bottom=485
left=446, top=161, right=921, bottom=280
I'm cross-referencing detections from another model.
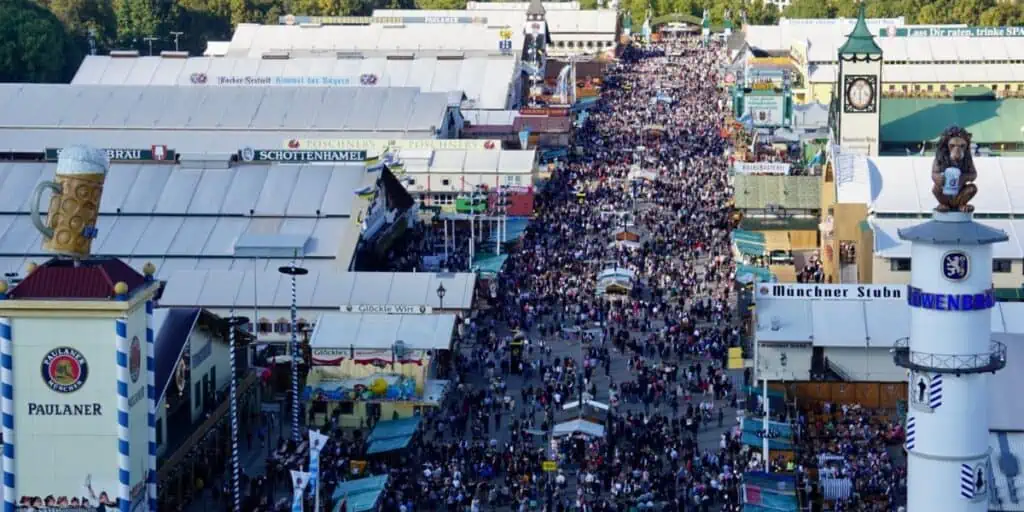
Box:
left=45, top=146, right=176, bottom=162
left=284, top=138, right=500, bottom=152
left=733, top=162, right=791, bottom=175
left=879, top=26, right=1024, bottom=38
left=756, top=283, right=905, bottom=301
left=239, top=148, right=368, bottom=163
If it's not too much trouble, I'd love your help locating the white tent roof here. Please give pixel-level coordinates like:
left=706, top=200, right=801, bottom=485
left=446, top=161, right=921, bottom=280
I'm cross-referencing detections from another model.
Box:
left=552, top=419, right=605, bottom=438
left=756, top=298, right=1024, bottom=346
left=309, top=312, right=456, bottom=350
left=159, top=269, right=477, bottom=310
left=871, top=218, right=1023, bottom=259
left=867, top=157, right=1024, bottom=215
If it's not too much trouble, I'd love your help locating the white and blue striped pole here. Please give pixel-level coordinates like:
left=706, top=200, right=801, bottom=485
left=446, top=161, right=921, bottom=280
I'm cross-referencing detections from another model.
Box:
left=1, top=308, right=15, bottom=512
left=278, top=263, right=308, bottom=443
left=227, top=313, right=248, bottom=512
left=145, top=299, right=157, bottom=512
left=115, top=306, right=131, bottom=512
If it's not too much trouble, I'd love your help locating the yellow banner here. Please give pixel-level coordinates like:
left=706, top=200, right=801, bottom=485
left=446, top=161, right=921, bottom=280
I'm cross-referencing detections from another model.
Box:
left=748, top=57, right=792, bottom=66
left=283, top=138, right=501, bottom=152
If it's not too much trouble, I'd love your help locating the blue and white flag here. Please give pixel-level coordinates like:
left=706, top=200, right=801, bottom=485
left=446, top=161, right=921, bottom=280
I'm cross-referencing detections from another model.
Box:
left=308, top=429, right=329, bottom=492
left=291, top=470, right=311, bottom=512
left=519, top=128, right=531, bottom=150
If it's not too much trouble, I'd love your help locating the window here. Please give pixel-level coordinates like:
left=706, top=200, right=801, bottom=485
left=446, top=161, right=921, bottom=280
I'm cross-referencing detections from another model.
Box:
left=890, top=258, right=912, bottom=272
left=210, top=366, right=217, bottom=391
left=194, top=382, right=202, bottom=410
left=994, top=259, right=1012, bottom=273
left=407, top=178, right=415, bottom=185
left=926, top=85, right=933, bottom=92
left=913, top=85, right=921, bottom=91
left=338, top=401, right=355, bottom=415
left=901, top=85, right=909, bottom=92
left=156, top=418, right=163, bottom=446
left=888, top=85, right=896, bottom=92
left=940, top=85, right=948, bottom=92
left=441, top=178, right=450, bottom=187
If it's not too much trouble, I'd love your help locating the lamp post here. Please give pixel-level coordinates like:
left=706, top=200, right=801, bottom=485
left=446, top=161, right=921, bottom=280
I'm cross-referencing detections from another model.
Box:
left=226, top=313, right=249, bottom=512
left=436, top=282, right=447, bottom=311
left=279, top=262, right=308, bottom=442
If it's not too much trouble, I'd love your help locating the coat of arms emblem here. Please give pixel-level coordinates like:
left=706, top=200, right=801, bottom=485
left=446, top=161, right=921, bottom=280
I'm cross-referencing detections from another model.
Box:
left=942, top=251, right=969, bottom=281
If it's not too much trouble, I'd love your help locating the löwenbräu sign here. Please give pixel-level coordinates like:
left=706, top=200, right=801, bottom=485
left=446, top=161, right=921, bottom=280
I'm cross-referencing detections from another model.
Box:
left=45, top=146, right=176, bottom=162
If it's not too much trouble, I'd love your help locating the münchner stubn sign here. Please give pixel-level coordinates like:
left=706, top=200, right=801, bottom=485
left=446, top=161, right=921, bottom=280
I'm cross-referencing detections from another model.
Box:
left=757, top=284, right=905, bottom=300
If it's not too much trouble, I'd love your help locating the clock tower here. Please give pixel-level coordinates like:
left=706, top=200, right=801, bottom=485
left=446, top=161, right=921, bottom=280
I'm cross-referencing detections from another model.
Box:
left=837, top=3, right=882, bottom=156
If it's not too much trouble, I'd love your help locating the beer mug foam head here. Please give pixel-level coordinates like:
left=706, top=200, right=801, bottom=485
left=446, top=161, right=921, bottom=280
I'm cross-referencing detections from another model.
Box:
left=55, top=145, right=110, bottom=176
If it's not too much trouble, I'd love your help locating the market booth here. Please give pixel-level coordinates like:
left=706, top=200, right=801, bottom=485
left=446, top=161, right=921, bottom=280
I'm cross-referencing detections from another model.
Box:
left=304, top=313, right=455, bottom=428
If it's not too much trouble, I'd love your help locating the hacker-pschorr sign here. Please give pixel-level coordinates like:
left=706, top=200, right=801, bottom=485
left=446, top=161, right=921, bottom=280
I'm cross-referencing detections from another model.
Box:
left=756, top=284, right=904, bottom=300
left=239, top=148, right=368, bottom=163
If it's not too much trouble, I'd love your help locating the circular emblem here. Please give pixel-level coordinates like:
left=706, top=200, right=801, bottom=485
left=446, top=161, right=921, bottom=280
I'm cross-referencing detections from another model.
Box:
left=484, top=140, right=496, bottom=149
left=129, top=336, right=141, bottom=384
left=41, top=347, right=88, bottom=393
left=758, top=286, right=770, bottom=296
left=360, top=74, right=378, bottom=86
left=284, top=14, right=297, bottom=25
left=189, top=72, right=208, bottom=85
left=240, top=147, right=256, bottom=162
left=942, top=250, right=970, bottom=281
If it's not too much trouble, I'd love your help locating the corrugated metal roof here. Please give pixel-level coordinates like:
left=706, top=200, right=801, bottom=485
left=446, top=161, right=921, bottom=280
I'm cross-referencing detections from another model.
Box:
left=881, top=98, right=1024, bottom=145
left=0, top=84, right=448, bottom=133
left=72, top=55, right=516, bottom=111
left=224, top=23, right=527, bottom=57
left=867, top=156, right=1024, bottom=215
left=311, top=313, right=456, bottom=350
left=158, top=269, right=477, bottom=310
left=734, top=175, right=820, bottom=210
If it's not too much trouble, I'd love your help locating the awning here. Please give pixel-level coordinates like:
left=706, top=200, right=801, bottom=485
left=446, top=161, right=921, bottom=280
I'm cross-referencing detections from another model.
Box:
left=735, top=240, right=767, bottom=257
left=486, top=218, right=531, bottom=243
left=331, top=475, right=389, bottom=512
left=472, top=253, right=509, bottom=277
left=366, top=417, right=421, bottom=454
left=735, top=264, right=775, bottom=284
left=553, top=419, right=606, bottom=437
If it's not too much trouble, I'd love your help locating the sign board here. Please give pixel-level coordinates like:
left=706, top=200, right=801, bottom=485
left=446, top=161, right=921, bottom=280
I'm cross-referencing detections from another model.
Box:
left=239, top=148, right=368, bottom=163
left=733, top=162, right=790, bottom=175
left=340, top=304, right=434, bottom=315
left=45, top=146, right=176, bottom=162
left=879, top=26, right=1024, bottom=38
left=757, top=284, right=905, bottom=300
left=744, top=95, right=786, bottom=127
left=200, top=75, right=357, bottom=87
left=283, top=139, right=500, bottom=152
left=279, top=15, right=487, bottom=25
left=747, top=57, right=792, bottom=67
left=520, top=108, right=570, bottom=117
left=542, top=460, right=558, bottom=472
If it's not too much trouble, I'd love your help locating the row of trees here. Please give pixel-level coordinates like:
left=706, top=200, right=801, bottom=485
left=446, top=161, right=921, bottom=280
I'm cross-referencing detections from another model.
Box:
left=4, top=0, right=1024, bottom=83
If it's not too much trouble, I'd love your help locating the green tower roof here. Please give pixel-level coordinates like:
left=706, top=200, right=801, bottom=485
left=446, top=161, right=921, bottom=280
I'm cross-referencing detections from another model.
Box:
left=838, top=3, right=883, bottom=56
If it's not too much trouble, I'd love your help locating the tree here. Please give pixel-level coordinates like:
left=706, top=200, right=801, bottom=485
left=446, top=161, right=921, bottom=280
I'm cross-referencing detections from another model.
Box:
left=782, top=0, right=834, bottom=19
left=0, top=0, right=79, bottom=82
left=36, top=0, right=118, bottom=51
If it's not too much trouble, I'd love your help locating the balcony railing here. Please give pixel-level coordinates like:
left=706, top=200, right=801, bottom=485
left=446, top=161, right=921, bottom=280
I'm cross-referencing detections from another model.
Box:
left=891, top=337, right=1007, bottom=374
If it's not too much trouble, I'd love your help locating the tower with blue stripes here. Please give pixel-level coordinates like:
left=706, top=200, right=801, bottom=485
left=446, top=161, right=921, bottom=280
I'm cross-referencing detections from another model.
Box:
left=894, top=203, right=1009, bottom=511
left=0, top=259, right=160, bottom=512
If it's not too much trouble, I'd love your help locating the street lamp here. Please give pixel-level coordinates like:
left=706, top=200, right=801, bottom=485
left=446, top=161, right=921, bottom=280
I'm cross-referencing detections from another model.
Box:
left=226, top=313, right=249, bottom=512
left=436, top=282, right=447, bottom=311
left=278, top=263, right=308, bottom=442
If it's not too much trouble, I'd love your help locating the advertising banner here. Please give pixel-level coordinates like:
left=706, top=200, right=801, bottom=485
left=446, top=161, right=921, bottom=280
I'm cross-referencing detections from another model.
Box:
left=756, top=283, right=905, bottom=300
left=283, top=139, right=500, bottom=152
left=879, top=25, right=1024, bottom=37
left=45, top=146, right=175, bottom=162
left=340, top=304, right=433, bottom=315
left=744, top=95, right=785, bottom=127
left=279, top=14, right=487, bottom=25
left=239, top=148, right=368, bottom=163
left=197, top=75, right=361, bottom=87
left=733, top=162, right=790, bottom=175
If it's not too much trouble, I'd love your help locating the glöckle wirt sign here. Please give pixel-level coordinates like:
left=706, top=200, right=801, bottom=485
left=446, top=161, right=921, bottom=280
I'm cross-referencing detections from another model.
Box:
left=341, top=304, right=434, bottom=315
left=757, top=284, right=905, bottom=300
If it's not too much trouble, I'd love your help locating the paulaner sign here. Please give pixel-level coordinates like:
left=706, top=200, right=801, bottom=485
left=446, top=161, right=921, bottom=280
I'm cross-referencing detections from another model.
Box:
left=27, top=403, right=102, bottom=416
left=757, top=284, right=904, bottom=300
left=906, top=286, right=996, bottom=311
left=239, top=148, right=368, bottom=163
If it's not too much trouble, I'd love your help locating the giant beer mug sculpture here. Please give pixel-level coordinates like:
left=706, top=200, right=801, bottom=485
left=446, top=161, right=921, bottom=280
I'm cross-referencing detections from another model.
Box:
left=30, top=145, right=109, bottom=257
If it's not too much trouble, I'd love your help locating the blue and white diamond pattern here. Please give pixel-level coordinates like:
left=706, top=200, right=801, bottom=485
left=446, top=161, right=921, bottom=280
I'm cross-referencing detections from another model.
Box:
left=905, top=416, right=915, bottom=451
left=929, top=374, right=943, bottom=409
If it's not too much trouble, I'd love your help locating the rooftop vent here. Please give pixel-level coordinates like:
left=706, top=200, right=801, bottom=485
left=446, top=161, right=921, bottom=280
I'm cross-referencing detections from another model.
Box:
left=262, top=51, right=290, bottom=60
left=160, top=51, right=190, bottom=58
left=110, top=50, right=140, bottom=58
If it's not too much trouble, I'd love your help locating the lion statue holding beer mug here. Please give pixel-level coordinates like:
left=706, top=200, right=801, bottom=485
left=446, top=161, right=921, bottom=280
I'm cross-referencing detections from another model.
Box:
left=932, top=125, right=977, bottom=213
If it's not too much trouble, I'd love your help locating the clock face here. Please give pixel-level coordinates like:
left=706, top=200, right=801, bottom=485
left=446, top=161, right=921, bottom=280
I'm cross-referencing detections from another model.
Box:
left=843, top=75, right=877, bottom=113
left=848, top=79, right=873, bottom=108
